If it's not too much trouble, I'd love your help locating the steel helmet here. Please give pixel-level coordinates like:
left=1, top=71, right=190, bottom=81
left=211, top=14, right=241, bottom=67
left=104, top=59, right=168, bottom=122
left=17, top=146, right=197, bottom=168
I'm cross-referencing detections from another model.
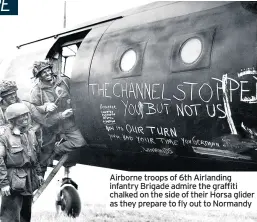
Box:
left=5, top=103, right=30, bottom=121
left=32, top=60, right=53, bottom=78
left=0, top=80, right=18, bottom=97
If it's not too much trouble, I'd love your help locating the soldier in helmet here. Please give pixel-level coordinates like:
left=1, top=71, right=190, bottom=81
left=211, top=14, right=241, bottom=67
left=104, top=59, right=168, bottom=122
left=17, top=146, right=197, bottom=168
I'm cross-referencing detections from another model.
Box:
left=0, top=80, right=45, bottom=129
left=0, top=80, right=19, bottom=125
left=0, top=79, right=74, bottom=176
left=30, top=60, right=86, bottom=170
left=0, top=103, right=44, bottom=222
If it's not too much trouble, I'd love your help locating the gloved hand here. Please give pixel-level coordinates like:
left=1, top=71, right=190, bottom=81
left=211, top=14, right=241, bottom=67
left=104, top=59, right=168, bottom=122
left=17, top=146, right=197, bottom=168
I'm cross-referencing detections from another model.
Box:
left=1, top=185, right=11, bottom=196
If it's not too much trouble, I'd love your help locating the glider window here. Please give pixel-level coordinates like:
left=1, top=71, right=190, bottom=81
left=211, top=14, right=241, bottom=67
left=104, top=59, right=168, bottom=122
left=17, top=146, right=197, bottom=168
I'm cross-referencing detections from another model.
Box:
left=171, top=27, right=216, bottom=73
left=61, top=42, right=81, bottom=77
left=113, top=41, right=147, bottom=79
left=180, top=38, right=202, bottom=64
left=120, top=49, right=137, bottom=72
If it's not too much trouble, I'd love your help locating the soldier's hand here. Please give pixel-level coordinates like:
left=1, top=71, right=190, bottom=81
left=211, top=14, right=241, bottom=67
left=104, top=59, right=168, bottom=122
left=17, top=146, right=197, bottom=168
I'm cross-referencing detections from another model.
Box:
left=45, top=103, right=57, bottom=112
left=38, top=176, right=44, bottom=186
left=1, top=185, right=11, bottom=196
left=61, top=109, right=73, bottom=119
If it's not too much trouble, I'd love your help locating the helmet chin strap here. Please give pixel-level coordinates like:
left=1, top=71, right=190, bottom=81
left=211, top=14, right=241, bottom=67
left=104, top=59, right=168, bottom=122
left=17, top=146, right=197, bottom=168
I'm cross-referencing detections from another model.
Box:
left=14, top=123, right=30, bottom=133
left=11, top=125, right=29, bottom=135
left=11, top=114, right=31, bottom=133
left=40, top=74, right=56, bottom=85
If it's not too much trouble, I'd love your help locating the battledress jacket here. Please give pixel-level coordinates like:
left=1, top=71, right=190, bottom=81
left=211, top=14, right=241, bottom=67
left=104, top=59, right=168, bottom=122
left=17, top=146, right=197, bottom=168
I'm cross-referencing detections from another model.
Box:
left=30, top=75, right=77, bottom=134
left=0, top=125, right=42, bottom=195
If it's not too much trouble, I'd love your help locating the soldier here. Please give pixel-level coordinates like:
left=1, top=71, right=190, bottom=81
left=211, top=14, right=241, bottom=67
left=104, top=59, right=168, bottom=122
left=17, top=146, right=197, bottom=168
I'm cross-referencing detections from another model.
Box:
left=0, top=103, right=44, bottom=222
left=0, top=80, right=43, bottom=131
left=0, top=80, right=74, bottom=176
left=0, top=80, right=19, bottom=125
left=30, top=60, right=86, bottom=170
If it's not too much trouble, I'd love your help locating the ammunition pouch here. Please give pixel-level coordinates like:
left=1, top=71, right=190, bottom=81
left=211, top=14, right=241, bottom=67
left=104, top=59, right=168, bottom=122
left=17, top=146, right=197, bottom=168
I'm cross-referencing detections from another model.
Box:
left=10, top=168, right=27, bottom=192
left=6, top=146, right=24, bottom=167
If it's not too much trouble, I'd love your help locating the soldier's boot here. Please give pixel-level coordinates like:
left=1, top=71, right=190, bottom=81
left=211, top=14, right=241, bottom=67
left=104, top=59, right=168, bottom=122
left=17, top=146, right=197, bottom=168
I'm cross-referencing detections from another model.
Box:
left=53, top=138, right=77, bottom=168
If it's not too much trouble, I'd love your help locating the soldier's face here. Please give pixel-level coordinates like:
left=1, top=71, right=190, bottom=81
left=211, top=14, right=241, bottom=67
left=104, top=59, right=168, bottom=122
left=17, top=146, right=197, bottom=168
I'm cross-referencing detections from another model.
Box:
left=3, top=92, right=18, bottom=105
left=39, top=68, right=53, bottom=82
left=14, top=113, right=30, bottom=128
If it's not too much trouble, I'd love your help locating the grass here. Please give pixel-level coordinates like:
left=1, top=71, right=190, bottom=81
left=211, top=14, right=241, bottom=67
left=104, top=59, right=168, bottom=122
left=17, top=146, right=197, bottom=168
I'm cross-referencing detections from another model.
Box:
left=31, top=203, right=257, bottom=222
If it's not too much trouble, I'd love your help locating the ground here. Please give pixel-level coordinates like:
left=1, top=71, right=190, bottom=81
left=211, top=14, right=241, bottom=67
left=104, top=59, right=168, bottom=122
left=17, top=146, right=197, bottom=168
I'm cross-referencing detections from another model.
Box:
left=32, top=204, right=257, bottom=222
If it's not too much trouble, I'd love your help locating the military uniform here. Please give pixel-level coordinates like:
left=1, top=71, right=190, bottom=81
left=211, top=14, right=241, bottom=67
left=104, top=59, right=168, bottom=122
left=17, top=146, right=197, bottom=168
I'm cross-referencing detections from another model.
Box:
left=0, top=125, right=42, bottom=222
left=0, top=80, right=64, bottom=175
left=0, top=80, right=51, bottom=129
left=30, top=75, right=78, bottom=133
left=30, top=61, right=86, bottom=173
left=0, top=80, right=18, bottom=126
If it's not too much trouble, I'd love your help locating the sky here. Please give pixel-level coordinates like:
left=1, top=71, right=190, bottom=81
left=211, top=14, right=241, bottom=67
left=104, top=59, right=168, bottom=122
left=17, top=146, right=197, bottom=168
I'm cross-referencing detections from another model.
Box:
left=0, top=0, right=154, bottom=56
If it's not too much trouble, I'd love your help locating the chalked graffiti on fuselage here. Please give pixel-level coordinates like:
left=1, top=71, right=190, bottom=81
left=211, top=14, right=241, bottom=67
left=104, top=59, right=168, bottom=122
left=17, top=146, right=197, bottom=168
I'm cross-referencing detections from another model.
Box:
left=89, top=69, right=257, bottom=119
left=89, top=69, right=257, bottom=160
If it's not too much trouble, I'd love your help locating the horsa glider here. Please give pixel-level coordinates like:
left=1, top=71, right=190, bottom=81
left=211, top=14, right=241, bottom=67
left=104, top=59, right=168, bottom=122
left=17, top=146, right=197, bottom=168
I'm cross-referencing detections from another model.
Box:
left=0, top=1, right=257, bottom=217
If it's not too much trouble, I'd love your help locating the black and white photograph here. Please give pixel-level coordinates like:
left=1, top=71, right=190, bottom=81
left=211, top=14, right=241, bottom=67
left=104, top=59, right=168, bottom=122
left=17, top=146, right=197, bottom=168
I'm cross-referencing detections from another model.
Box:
left=0, top=1, right=257, bottom=221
